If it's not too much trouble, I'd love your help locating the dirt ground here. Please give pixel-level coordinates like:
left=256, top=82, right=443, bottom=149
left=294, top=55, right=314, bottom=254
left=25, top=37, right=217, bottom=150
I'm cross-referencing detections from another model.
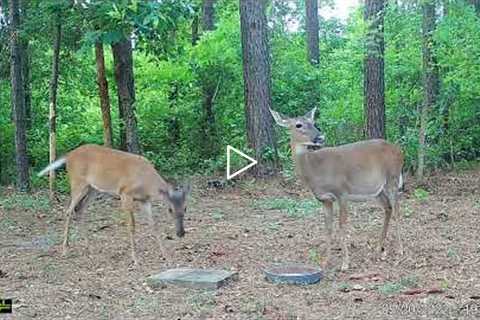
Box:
left=1, top=168, right=480, bottom=320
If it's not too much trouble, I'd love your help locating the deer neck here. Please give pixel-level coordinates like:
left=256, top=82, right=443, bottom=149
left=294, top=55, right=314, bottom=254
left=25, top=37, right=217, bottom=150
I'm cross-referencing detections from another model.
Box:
left=290, top=141, right=311, bottom=183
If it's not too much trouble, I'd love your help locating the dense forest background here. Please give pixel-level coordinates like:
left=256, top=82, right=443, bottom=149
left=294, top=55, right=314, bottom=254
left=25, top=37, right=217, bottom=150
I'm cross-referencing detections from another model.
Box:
left=0, top=0, right=479, bottom=191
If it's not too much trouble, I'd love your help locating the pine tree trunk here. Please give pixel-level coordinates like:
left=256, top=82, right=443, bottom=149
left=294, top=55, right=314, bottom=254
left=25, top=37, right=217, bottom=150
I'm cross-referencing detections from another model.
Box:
left=112, top=38, right=140, bottom=154
left=201, top=0, right=218, bottom=158
left=239, top=0, right=277, bottom=176
left=305, top=0, right=319, bottom=65
left=364, top=0, right=386, bottom=139
left=202, top=0, right=215, bottom=30
left=191, top=10, right=199, bottom=46
left=95, top=42, right=113, bottom=148
left=49, top=14, right=61, bottom=200
left=470, top=0, right=480, bottom=14
left=22, top=41, right=31, bottom=129
left=417, top=0, right=438, bottom=182
left=9, top=0, right=29, bottom=191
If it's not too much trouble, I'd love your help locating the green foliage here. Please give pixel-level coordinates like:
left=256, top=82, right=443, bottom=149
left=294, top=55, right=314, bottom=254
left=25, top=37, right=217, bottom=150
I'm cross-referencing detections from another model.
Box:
left=254, top=197, right=321, bottom=218
left=413, top=187, right=429, bottom=201
left=1, top=0, right=479, bottom=187
left=0, top=190, right=51, bottom=212
left=377, top=275, right=419, bottom=295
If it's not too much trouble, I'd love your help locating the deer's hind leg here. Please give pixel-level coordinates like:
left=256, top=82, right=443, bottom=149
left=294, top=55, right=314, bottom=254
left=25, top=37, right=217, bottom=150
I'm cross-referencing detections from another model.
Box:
left=63, top=182, right=90, bottom=256
left=338, top=198, right=350, bottom=271
left=121, top=194, right=137, bottom=266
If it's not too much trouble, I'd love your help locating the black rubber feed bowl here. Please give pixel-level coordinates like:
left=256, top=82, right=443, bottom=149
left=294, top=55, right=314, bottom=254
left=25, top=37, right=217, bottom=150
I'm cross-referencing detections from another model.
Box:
left=263, top=263, right=323, bottom=285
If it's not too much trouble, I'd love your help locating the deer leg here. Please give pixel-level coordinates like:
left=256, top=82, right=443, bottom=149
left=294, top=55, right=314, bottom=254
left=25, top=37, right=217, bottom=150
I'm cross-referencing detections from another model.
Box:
left=142, top=201, right=168, bottom=260
left=377, top=192, right=392, bottom=258
left=338, top=199, right=350, bottom=271
left=74, top=188, right=96, bottom=248
left=391, top=193, right=404, bottom=256
left=73, top=188, right=95, bottom=221
left=63, top=184, right=90, bottom=256
left=121, top=194, right=137, bottom=266
left=321, top=200, right=334, bottom=270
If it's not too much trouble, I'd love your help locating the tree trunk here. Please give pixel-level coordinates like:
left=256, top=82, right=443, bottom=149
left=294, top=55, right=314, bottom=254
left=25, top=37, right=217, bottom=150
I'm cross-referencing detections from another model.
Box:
left=9, top=0, right=29, bottom=191
left=22, top=41, right=31, bottom=129
left=364, top=0, right=386, bottom=139
left=239, top=0, right=277, bottom=176
left=417, top=0, right=438, bottom=182
left=191, top=9, right=199, bottom=46
left=20, top=0, right=31, bottom=129
left=202, top=0, right=215, bottom=31
left=95, top=42, right=113, bottom=148
left=470, top=0, right=480, bottom=14
left=201, top=0, right=218, bottom=158
left=112, top=38, right=140, bottom=154
left=305, top=0, right=319, bottom=65
left=49, top=14, right=61, bottom=200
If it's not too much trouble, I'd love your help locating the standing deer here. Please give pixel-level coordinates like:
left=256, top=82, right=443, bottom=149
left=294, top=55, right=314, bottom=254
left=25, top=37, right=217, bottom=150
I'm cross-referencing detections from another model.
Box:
left=38, top=144, right=190, bottom=266
left=270, top=107, right=404, bottom=271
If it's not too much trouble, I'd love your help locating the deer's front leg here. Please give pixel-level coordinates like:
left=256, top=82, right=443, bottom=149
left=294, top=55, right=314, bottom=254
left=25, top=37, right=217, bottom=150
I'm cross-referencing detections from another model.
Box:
left=121, top=194, right=137, bottom=266
left=142, top=201, right=168, bottom=260
left=321, top=200, right=334, bottom=270
left=338, top=199, right=350, bottom=271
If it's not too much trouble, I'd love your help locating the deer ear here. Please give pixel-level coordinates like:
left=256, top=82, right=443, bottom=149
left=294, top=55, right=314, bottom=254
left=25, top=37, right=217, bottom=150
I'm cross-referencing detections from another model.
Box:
left=269, top=108, right=290, bottom=127
left=304, top=107, right=317, bottom=122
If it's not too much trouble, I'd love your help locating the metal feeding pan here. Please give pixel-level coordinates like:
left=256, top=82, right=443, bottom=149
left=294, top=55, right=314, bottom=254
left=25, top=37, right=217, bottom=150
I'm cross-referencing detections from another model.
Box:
left=263, top=263, right=323, bottom=285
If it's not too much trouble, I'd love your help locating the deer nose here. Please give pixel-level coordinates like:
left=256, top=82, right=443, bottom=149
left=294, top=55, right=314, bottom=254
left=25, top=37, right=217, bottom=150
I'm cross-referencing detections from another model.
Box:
left=313, top=135, right=325, bottom=145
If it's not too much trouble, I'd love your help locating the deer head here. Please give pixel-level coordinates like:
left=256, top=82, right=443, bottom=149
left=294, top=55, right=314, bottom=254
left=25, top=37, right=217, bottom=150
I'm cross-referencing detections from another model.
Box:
left=270, top=107, right=325, bottom=150
left=164, top=184, right=191, bottom=237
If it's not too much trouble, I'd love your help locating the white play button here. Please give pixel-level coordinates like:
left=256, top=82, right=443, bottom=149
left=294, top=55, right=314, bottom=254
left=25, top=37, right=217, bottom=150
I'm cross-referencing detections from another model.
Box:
left=226, top=145, right=258, bottom=180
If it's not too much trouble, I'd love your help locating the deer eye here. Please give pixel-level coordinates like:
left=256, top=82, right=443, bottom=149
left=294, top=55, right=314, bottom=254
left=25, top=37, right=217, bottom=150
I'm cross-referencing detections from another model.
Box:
left=296, top=123, right=303, bottom=128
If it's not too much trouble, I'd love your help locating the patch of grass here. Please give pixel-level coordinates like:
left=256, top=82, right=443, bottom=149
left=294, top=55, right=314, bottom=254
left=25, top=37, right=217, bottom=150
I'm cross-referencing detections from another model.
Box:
left=413, top=188, right=429, bottom=201
left=186, top=290, right=216, bottom=314
left=377, top=275, right=419, bottom=295
left=446, top=247, right=458, bottom=259
left=239, top=296, right=267, bottom=317
left=0, top=216, right=17, bottom=232
left=210, top=210, right=225, bottom=221
left=377, top=282, right=404, bottom=295
left=402, top=205, right=414, bottom=218
left=132, top=296, right=163, bottom=314
left=307, top=248, right=322, bottom=265
left=0, top=192, right=51, bottom=212
left=337, top=282, right=351, bottom=292
left=265, top=221, right=281, bottom=232
left=473, top=200, right=480, bottom=209
left=254, top=197, right=321, bottom=218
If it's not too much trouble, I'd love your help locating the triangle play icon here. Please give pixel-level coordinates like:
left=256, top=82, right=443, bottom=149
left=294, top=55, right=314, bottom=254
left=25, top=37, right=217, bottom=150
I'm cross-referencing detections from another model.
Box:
left=226, top=145, right=258, bottom=180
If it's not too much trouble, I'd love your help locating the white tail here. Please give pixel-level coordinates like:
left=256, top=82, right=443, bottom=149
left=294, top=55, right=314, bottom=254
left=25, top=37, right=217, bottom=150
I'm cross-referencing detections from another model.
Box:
left=270, top=107, right=404, bottom=271
left=37, top=157, right=66, bottom=177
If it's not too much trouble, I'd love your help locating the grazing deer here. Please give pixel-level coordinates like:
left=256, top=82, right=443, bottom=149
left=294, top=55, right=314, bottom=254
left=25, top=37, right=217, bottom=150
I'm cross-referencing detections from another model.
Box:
left=270, top=107, right=404, bottom=271
left=38, top=144, right=190, bottom=266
